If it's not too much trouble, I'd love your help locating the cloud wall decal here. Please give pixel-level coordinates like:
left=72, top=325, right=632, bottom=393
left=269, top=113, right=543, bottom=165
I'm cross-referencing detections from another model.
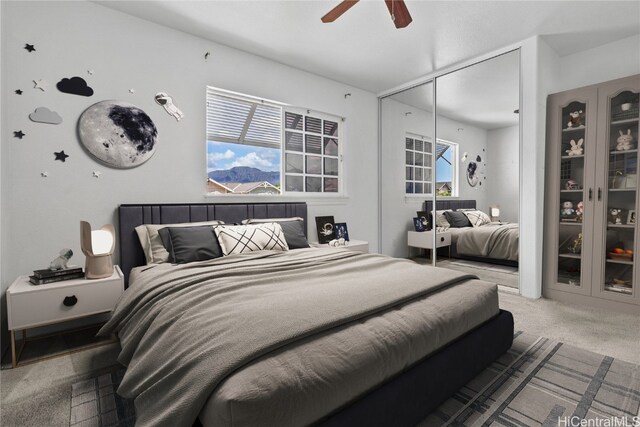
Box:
left=29, top=107, right=63, bottom=124
left=57, top=76, right=94, bottom=97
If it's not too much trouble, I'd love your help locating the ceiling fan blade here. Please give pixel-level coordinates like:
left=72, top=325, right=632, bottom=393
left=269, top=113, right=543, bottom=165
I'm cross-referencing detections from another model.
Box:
left=384, top=0, right=412, bottom=28
left=321, top=0, right=360, bottom=23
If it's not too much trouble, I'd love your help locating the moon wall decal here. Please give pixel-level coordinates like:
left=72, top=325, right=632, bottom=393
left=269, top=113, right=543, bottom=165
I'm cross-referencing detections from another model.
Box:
left=78, top=100, right=158, bottom=169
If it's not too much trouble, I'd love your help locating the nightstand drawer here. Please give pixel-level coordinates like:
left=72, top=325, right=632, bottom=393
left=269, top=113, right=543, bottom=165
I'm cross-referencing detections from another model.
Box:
left=7, top=267, right=123, bottom=330
left=435, top=232, right=451, bottom=248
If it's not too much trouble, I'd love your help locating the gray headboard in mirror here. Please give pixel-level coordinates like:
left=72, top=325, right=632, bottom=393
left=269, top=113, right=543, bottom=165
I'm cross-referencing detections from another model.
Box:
left=118, top=202, right=307, bottom=285
left=424, top=199, right=476, bottom=212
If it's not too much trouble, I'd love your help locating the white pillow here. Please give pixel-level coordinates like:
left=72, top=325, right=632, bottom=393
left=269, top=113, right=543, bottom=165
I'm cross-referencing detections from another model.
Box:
left=213, top=223, right=289, bottom=256
left=462, top=210, right=491, bottom=227
left=435, top=210, right=452, bottom=228
left=135, top=220, right=224, bottom=264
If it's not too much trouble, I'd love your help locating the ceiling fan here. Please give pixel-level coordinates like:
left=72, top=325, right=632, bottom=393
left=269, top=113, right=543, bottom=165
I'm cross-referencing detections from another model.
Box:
left=321, top=0, right=413, bottom=29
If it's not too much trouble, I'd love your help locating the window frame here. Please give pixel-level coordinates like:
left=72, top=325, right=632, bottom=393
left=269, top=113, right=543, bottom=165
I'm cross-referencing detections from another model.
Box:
left=405, top=133, right=459, bottom=198
left=205, top=87, right=345, bottom=197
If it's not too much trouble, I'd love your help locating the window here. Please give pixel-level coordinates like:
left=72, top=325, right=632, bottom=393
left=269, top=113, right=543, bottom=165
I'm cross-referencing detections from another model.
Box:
left=405, top=134, right=457, bottom=197
left=206, top=88, right=342, bottom=195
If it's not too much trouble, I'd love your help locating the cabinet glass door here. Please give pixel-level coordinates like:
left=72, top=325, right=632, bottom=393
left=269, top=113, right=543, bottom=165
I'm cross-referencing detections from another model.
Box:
left=601, top=89, right=638, bottom=297
left=557, top=101, right=589, bottom=287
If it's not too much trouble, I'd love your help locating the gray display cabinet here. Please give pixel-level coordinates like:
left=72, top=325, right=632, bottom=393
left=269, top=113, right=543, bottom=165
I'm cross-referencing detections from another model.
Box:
left=544, top=74, right=639, bottom=313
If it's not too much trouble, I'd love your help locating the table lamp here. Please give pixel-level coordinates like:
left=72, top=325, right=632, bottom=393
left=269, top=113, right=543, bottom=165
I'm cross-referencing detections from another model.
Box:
left=490, top=207, right=501, bottom=222
left=80, top=221, right=115, bottom=279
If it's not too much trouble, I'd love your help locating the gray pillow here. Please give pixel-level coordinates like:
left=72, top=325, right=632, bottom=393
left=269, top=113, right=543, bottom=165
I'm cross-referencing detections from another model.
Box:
left=244, top=218, right=310, bottom=249
left=158, top=226, right=223, bottom=264
left=443, top=211, right=472, bottom=228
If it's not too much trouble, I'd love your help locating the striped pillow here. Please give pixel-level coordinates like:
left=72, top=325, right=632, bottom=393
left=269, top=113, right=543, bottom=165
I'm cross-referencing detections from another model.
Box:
left=213, top=223, right=289, bottom=255
left=462, top=210, right=491, bottom=227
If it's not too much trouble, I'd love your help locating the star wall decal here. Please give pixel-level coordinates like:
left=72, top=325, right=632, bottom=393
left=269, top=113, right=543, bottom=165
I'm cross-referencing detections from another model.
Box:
left=129, top=88, right=135, bottom=94
left=92, top=171, right=102, bottom=178
left=13, top=130, right=25, bottom=139
left=54, top=150, right=69, bottom=162
left=87, top=70, right=94, bottom=75
left=15, top=89, right=23, bottom=95
left=24, top=44, right=36, bottom=53
left=41, top=171, right=48, bottom=178
left=33, top=79, right=49, bottom=91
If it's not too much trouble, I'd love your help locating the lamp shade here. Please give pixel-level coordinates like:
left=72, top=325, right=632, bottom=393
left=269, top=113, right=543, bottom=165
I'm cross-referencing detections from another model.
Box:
left=491, top=207, right=500, bottom=218
left=80, top=221, right=115, bottom=279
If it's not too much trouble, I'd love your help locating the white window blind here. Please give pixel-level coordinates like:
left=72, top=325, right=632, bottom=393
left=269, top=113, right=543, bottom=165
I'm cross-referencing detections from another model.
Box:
left=206, top=90, right=282, bottom=149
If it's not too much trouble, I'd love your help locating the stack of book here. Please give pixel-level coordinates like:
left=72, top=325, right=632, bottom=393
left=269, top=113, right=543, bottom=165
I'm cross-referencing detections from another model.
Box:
left=29, top=267, right=84, bottom=285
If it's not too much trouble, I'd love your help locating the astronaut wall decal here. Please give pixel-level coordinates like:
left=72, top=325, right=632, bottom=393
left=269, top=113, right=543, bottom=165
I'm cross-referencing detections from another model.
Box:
left=155, top=92, right=184, bottom=121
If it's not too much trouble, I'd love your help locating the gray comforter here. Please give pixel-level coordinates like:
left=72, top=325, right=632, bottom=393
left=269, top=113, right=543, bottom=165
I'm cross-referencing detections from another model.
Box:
left=100, top=248, right=484, bottom=426
left=455, top=223, right=519, bottom=261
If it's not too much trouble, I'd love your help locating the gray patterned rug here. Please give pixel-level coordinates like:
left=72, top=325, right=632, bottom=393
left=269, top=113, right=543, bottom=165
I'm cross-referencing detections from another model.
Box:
left=70, top=333, right=640, bottom=427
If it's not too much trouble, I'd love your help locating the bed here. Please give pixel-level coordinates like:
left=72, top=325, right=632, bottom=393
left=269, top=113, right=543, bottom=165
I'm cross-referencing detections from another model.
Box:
left=107, top=202, right=514, bottom=427
left=425, top=200, right=519, bottom=267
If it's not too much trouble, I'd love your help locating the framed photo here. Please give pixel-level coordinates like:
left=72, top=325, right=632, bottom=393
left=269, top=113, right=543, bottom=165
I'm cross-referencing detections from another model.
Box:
left=628, top=210, right=636, bottom=225
left=334, top=223, right=349, bottom=241
left=315, top=216, right=335, bottom=244
left=413, top=217, right=425, bottom=232
left=416, top=211, right=432, bottom=231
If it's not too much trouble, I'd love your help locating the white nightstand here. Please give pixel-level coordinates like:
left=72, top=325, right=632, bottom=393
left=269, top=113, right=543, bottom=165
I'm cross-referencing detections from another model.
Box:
left=407, top=230, right=451, bottom=259
left=6, top=266, right=124, bottom=367
left=311, top=239, right=369, bottom=253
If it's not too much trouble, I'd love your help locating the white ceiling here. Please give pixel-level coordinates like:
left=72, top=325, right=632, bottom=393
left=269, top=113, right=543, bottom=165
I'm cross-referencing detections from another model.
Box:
left=98, top=0, right=640, bottom=94
left=389, top=51, right=520, bottom=129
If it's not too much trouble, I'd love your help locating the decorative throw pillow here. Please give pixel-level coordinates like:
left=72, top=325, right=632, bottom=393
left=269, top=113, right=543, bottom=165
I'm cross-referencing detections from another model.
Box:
left=435, top=210, right=452, bottom=228
left=242, top=217, right=309, bottom=249
left=462, top=210, right=492, bottom=227
left=214, top=223, right=289, bottom=256
left=135, top=220, right=224, bottom=264
left=158, top=226, right=223, bottom=264
left=443, top=211, right=472, bottom=228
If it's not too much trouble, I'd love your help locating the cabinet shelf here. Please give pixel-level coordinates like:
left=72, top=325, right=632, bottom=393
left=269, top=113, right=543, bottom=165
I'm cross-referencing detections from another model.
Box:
left=608, top=188, right=636, bottom=192
left=608, top=224, right=635, bottom=229
left=604, top=285, right=633, bottom=295
left=561, top=155, right=585, bottom=160
left=558, top=253, right=581, bottom=259
left=560, top=189, right=583, bottom=193
left=562, top=126, right=585, bottom=132
left=610, top=118, right=639, bottom=126
left=606, top=258, right=634, bottom=265
left=559, top=221, right=582, bottom=226
left=609, top=149, right=637, bottom=155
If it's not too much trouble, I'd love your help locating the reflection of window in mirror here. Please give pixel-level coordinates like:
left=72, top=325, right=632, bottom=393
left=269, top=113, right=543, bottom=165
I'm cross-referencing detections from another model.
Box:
left=405, top=134, right=458, bottom=197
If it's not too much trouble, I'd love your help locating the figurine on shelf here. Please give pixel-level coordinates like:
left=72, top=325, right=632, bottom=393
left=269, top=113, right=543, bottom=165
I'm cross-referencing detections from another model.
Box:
left=566, top=138, right=584, bottom=156
left=616, top=129, right=635, bottom=151
left=567, top=110, right=584, bottom=128
left=565, top=179, right=580, bottom=190
left=561, top=201, right=575, bottom=218
left=576, top=201, right=584, bottom=221
left=50, top=248, right=73, bottom=270
left=609, top=208, right=622, bottom=224
left=568, top=233, right=582, bottom=254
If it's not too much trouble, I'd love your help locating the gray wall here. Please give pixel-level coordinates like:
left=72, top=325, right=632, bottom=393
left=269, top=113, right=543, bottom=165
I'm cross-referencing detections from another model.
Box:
left=486, top=125, right=520, bottom=223
left=0, top=1, right=379, bottom=338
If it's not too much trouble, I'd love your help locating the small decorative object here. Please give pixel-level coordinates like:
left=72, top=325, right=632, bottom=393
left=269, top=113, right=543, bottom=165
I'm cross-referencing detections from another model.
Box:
left=609, top=208, right=622, bottom=225
left=33, top=79, right=49, bottom=91
left=13, top=130, right=25, bottom=139
left=461, top=152, right=468, bottom=162
left=56, top=76, right=94, bottom=97
left=575, top=201, right=584, bottom=221
left=567, top=233, right=582, bottom=254
left=609, top=248, right=632, bottom=262
left=413, top=217, right=425, bottom=232
left=565, top=138, right=584, bottom=156
left=610, top=169, right=624, bottom=189
left=15, top=89, right=23, bottom=95
left=625, top=174, right=637, bottom=189
left=416, top=211, right=431, bottom=231
left=49, top=248, right=73, bottom=270
left=567, top=110, right=584, bottom=128
left=628, top=210, right=636, bottom=225
left=335, top=222, right=349, bottom=241
left=29, top=107, right=63, bottom=124
left=155, top=92, right=184, bottom=121
left=616, top=129, right=634, bottom=151
left=204, top=52, right=210, bottom=60
left=621, top=103, right=632, bottom=111
left=315, top=216, right=335, bottom=244
left=54, top=150, right=69, bottom=162
left=40, top=171, right=48, bottom=178
left=24, top=43, right=36, bottom=52
left=78, top=100, right=158, bottom=168
left=328, top=238, right=348, bottom=247
left=92, top=171, right=102, bottom=178
left=87, top=70, right=94, bottom=75
left=467, top=161, right=479, bottom=187
left=129, top=89, right=135, bottom=94
left=565, top=179, right=580, bottom=190
left=560, top=201, right=576, bottom=221
left=490, top=207, right=500, bottom=222
left=80, top=221, right=115, bottom=279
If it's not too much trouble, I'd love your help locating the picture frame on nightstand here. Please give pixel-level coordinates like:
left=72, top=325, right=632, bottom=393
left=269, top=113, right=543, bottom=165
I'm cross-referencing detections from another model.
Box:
left=334, top=223, right=349, bottom=241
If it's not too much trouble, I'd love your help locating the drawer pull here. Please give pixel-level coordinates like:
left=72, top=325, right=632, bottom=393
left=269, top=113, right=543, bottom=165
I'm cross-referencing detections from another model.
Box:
left=63, top=296, right=78, bottom=307
left=440, top=237, right=445, bottom=242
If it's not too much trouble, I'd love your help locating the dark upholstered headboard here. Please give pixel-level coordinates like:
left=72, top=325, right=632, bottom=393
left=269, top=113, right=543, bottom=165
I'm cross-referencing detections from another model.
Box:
left=118, top=202, right=307, bottom=285
left=423, top=199, right=476, bottom=212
